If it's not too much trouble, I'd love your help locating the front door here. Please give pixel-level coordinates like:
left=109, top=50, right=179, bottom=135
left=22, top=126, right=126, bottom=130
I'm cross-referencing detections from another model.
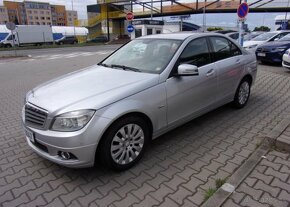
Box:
left=165, top=37, right=218, bottom=126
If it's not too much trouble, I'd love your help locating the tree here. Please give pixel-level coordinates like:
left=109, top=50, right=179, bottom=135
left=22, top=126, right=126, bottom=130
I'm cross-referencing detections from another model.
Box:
left=253, top=26, right=270, bottom=32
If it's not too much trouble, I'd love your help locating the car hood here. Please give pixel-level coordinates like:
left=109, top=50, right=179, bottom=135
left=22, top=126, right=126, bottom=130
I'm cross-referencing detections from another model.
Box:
left=257, top=41, right=290, bottom=48
left=27, top=65, right=159, bottom=115
left=243, top=41, right=264, bottom=47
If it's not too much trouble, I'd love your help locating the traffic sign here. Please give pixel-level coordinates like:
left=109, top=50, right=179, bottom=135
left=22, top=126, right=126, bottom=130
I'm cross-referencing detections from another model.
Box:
left=6, top=22, right=16, bottom=31
left=127, top=25, right=134, bottom=33
left=237, top=3, right=249, bottom=19
left=126, top=12, right=134, bottom=21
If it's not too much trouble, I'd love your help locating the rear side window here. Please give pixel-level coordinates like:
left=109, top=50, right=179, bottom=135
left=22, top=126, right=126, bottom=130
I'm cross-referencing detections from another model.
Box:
left=179, top=37, right=211, bottom=67
left=210, top=36, right=241, bottom=61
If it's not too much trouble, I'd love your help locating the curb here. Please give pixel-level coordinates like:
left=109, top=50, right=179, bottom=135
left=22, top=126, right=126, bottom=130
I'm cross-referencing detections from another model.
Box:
left=201, top=116, right=290, bottom=207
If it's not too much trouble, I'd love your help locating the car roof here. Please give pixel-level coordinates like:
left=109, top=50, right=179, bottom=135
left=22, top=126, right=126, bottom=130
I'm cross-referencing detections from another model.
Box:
left=138, top=32, right=227, bottom=40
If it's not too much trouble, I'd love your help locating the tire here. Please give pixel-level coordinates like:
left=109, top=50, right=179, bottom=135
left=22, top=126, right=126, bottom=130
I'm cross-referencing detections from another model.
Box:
left=98, top=116, right=150, bottom=171
left=233, top=78, right=251, bottom=109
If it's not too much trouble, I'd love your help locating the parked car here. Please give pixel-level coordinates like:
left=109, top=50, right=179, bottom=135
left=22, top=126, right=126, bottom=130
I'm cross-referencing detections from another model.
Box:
left=256, top=34, right=290, bottom=63
left=244, top=32, right=264, bottom=41
left=226, top=32, right=239, bottom=41
left=55, top=36, right=78, bottom=45
left=282, top=49, right=290, bottom=69
left=214, top=30, right=237, bottom=34
left=87, top=36, right=108, bottom=43
left=22, top=33, right=257, bottom=170
left=243, top=30, right=290, bottom=52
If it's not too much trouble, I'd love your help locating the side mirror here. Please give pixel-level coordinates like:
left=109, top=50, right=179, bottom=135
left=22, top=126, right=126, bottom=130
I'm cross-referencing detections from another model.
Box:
left=177, top=64, right=199, bottom=76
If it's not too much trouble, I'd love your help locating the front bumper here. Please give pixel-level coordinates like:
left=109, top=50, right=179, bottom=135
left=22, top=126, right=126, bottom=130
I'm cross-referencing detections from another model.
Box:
left=256, top=51, right=284, bottom=63
left=282, top=54, right=290, bottom=69
left=22, top=107, right=112, bottom=168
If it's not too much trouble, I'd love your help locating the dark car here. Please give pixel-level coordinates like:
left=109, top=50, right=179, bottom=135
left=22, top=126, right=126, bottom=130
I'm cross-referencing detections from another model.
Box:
left=55, top=36, right=78, bottom=45
left=256, top=34, right=290, bottom=63
left=87, top=36, right=108, bottom=43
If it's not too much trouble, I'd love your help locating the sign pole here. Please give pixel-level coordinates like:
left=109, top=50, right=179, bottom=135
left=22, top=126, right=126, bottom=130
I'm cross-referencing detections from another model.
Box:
left=237, top=0, right=248, bottom=46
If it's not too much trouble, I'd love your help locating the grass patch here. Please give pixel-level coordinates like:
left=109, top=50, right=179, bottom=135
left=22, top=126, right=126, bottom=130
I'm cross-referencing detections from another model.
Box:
left=215, top=178, right=227, bottom=189
left=204, top=188, right=217, bottom=201
left=203, top=177, right=228, bottom=202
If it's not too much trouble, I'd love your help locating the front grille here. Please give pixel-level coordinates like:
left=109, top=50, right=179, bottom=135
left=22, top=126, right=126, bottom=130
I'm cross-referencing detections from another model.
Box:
left=25, top=104, right=48, bottom=128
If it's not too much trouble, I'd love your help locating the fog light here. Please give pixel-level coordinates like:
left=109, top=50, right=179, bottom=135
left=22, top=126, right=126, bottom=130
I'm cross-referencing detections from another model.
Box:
left=60, top=151, right=71, bottom=160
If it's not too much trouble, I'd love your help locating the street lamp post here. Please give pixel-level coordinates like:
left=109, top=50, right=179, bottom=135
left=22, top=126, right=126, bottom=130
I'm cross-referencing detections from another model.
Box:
left=72, top=0, right=76, bottom=37
left=203, top=0, right=207, bottom=32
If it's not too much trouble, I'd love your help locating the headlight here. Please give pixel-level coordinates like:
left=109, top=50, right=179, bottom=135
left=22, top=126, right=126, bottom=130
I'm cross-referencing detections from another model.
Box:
left=285, top=50, right=290, bottom=55
left=51, top=109, right=95, bottom=132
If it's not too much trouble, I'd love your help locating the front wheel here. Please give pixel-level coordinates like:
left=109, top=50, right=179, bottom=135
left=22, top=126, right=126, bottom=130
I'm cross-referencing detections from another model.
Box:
left=233, top=78, right=251, bottom=108
left=98, top=116, right=150, bottom=171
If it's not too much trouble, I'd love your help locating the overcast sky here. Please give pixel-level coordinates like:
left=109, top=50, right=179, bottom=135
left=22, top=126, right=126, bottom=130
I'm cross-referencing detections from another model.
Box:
left=0, top=0, right=96, bottom=19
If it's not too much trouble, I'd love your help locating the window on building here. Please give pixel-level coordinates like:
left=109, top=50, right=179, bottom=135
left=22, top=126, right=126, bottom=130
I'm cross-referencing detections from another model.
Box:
left=41, top=17, right=45, bottom=20
left=34, top=11, right=38, bottom=14
left=29, top=16, right=33, bottom=20
left=40, top=11, right=44, bottom=14
left=35, top=16, right=38, bottom=20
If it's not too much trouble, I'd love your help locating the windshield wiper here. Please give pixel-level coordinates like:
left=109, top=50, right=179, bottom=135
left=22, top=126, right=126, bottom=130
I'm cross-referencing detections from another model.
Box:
left=98, top=63, right=110, bottom=67
left=110, top=64, right=141, bottom=72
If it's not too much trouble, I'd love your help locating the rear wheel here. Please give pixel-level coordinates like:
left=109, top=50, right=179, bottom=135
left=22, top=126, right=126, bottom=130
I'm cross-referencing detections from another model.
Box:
left=98, top=116, right=149, bottom=171
left=233, top=78, right=251, bottom=108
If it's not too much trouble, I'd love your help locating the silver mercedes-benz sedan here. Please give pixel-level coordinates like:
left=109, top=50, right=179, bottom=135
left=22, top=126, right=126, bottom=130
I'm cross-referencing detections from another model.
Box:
left=22, top=33, right=257, bottom=170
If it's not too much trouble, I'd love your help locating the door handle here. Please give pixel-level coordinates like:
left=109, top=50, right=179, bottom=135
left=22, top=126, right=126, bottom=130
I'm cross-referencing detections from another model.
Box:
left=206, top=69, right=215, bottom=77
left=236, top=59, right=241, bottom=64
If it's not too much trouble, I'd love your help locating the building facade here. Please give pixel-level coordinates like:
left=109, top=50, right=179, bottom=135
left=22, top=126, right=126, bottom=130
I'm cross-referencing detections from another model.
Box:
left=2, top=1, right=78, bottom=26
left=0, top=6, right=9, bottom=24
left=51, top=5, right=66, bottom=26
left=24, top=1, right=52, bottom=25
left=66, top=10, right=78, bottom=26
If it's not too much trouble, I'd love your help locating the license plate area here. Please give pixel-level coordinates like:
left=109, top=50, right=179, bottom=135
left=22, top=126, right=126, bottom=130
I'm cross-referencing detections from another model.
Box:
left=25, top=128, right=35, bottom=143
left=257, top=53, right=266, bottom=57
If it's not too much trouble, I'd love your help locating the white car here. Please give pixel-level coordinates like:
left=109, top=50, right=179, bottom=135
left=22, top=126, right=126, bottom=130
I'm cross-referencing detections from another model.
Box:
left=244, top=31, right=290, bottom=52
left=282, top=49, right=290, bottom=69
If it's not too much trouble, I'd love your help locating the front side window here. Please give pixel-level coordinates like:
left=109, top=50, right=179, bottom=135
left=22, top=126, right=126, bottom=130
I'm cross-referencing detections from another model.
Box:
left=179, top=37, right=211, bottom=67
left=102, top=39, right=182, bottom=74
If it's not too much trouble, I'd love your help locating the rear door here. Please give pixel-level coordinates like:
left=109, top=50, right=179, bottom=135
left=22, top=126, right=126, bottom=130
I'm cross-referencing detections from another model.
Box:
left=209, top=36, right=244, bottom=102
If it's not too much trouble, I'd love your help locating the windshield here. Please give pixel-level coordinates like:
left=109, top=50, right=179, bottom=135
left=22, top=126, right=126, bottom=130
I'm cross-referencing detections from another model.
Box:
left=252, top=32, right=277, bottom=41
left=101, top=39, right=182, bottom=74
left=279, top=34, right=290, bottom=41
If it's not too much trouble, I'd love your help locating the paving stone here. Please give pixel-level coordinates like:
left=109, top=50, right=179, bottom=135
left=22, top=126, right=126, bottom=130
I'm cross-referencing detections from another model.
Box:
left=168, top=186, right=192, bottom=205
left=254, top=180, right=280, bottom=198
left=259, top=192, right=288, bottom=207
left=158, top=197, right=179, bottom=207
left=95, top=191, right=121, bottom=207
left=278, top=189, right=290, bottom=202
left=187, top=189, right=205, bottom=206
left=132, top=195, right=160, bottom=207
left=240, top=195, right=270, bottom=207
left=264, top=167, right=289, bottom=182
left=77, top=189, right=103, bottom=207
left=270, top=178, right=290, bottom=193
left=222, top=198, right=241, bottom=207
left=132, top=183, right=155, bottom=200
left=113, top=193, right=140, bottom=207
left=260, top=159, right=282, bottom=171
left=231, top=191, right=246, bottom=204
left=2, top=193, right=30, bottom=207
left=149, top=184, right=174, bottom=202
